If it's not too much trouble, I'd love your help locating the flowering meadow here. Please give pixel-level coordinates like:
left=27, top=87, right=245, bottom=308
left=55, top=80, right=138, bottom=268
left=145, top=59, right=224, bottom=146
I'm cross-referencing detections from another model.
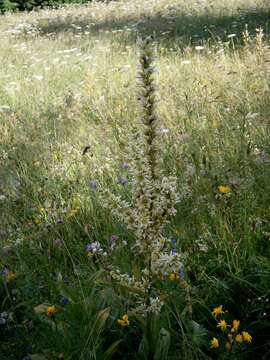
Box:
left=0, top=0, right=270, bottom=359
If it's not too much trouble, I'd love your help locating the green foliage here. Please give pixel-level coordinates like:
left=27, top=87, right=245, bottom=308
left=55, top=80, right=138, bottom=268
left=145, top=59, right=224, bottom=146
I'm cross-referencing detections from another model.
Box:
left=0, top=0, right=90, bottom=13
left=0, top=0, right=270, bottom=359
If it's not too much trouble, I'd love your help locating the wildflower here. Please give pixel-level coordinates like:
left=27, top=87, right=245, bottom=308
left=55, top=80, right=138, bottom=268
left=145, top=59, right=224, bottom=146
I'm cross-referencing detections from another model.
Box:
left=121, top=162, right=129, bottom=169
left=32, top=75, right=44, bottom=81
left=86, top=241, right=102, bottom=255
left=67, top=207, right=79, bottom=218
left=60, top=297, right=70, bottom=306
left=34, top=218, right=41, bottom=225
left=47, top=306, right=57, bottom=316
left=179, top=265, right=185, bottom=279
left=6, top=272, right=17, bottom=282
left=0, top=105, right=11, bottom=113
left=117, top=176, right=128, bottom=186
left=110, top=235, right=119, bottom=243
left=117, top=314, right=129, bottom=327
left=242, top=331, right=252, bottom=343
left=231, top=320, right=240, bottom=332
left=2, top=268, right=17, bottom=282
left=195, top=46, right=205, bottom=51
left=218, top=185, right=231, bottom=194
left=217, top=319, right=228, bottom=331
left=169, top=273, right=179, bottom=281
left=212, top=305, right=224, bottom=317
left=89, top=180, right=98, bottom=190
left=210, top=337, right=219, bottom=348
left=235, top=334, right=243, bottom=343
left=225, top=341, right=232, bottom=351
left=181, top=60, right=191, bottom=65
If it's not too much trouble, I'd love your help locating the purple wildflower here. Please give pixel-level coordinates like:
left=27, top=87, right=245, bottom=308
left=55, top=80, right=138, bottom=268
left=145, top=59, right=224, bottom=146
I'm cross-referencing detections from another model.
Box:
left=172, top=248, right=177, bottom=256
left=60, top=296, right=70, bottom=305
left=89, top=180, right=98, bottom=190
left=86, top=241, right=101, bottom=254
left=179, top=265, right=185, bottom=279
left=117, top=177, right=128, bottom=186
left=110, top=235, right=119, bottom=242
left=121, top=162, right=129, bottom=169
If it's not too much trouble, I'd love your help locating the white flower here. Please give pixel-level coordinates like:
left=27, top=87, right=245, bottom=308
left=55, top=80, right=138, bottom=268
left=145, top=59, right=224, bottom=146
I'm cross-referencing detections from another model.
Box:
left=0, top=105, right=12, bottom=113
left=32, top=75, right=44, bottom=81
left=181, top=60, right=191, bottom=65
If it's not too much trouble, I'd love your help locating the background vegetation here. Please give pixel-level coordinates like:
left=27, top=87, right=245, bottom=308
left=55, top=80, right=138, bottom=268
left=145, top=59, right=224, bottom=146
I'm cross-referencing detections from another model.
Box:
left=0, top=0, right=270, bottom=359
left=0, top=0, right=90, bottom=13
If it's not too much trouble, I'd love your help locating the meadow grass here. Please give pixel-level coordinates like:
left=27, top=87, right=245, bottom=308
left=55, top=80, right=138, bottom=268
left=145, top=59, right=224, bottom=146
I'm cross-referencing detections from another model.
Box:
left=0, top=0, right=270, bottom=359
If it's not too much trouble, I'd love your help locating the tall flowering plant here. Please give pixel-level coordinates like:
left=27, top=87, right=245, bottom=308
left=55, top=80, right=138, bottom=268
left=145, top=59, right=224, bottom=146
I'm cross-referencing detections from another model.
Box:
left=100, top=37, right=184, bottom=357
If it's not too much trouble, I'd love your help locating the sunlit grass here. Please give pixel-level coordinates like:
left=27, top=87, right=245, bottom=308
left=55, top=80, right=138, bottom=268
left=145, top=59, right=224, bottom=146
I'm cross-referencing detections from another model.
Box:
left=0, top=0, right=270, bottom=359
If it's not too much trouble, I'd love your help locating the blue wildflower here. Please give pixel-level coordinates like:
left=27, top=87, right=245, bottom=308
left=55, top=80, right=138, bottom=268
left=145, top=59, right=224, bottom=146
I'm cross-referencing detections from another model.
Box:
left=60, top=296, right=70, bottom=306
left=121, top=162, right=129, bottom=169
left=179, top=265, right=185, bottom=279
left=117, top=177, right=128, bottom=186
left=89, top=180, right=98, bottom=190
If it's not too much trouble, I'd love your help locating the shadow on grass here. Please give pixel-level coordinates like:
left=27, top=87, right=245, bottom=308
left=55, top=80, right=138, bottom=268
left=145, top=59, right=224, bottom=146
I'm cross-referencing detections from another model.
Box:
left=37, top=5, right=270, bottom=48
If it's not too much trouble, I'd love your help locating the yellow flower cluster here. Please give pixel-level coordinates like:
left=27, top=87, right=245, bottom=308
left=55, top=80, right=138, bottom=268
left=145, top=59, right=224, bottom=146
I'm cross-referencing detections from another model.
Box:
left=218, top=185, right=232, bottom=194
left=210, top=306, right=252, bottom=351
left=117, top=314, right=129, bottom=327
left=47, top=305, right=57, bottom=316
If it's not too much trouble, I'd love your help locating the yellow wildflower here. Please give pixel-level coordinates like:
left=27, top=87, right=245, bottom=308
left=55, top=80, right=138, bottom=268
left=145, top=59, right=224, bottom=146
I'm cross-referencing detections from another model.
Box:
left=235, top=334, right=243, bottom=343
left=67, top=207, right=80, bottom=218
left=242, top=331, right=252, bottom=343
left=169, top=273, right=179, bottom=281
left=210, top=337, right=219, bottom=348
left=218, top=185, right=231, bottom=194
left=6, top=272, right=17, bottom=282
left=217, top=319, right=228, bottom=331
left=231, top=320, right=240, bottom=332
left=39, top=207, right=46, bottom=215
left=34, top=218, right=41, bottom=225
left=47, top=305, right=57, bottom=316
left=117, top=314, right=129, bottom=327
left=212, top=305, right=224, bottom=317
left=225, top=341, right=232, bottom=351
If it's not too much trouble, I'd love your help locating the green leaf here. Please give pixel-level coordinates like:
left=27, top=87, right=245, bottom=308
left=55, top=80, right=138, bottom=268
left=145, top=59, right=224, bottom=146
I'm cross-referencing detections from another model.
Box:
left=154, top=328, right=171, bottom=360
left=34, top=304, right=49, bottom=314
left=30, top=355, right=47, bottom=360
left=92, top=307, right=111, bottom=337
left=188, top=320, right=208, bottom=346
left=102, top=339, right=123, bottom=360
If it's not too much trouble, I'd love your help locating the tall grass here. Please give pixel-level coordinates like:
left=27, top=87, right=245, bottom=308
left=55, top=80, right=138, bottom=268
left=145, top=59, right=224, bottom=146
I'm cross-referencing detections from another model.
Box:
left=0, top=0, right=270, bottom=359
